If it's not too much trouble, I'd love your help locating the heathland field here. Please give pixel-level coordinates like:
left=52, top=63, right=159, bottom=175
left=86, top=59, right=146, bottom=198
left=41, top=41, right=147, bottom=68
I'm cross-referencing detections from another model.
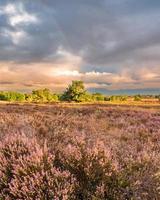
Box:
left=0, top=103, right=160, bottom=199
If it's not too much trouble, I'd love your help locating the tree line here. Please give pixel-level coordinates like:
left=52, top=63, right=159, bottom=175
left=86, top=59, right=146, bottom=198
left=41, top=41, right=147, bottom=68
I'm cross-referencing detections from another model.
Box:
left=0, top=81, right=159, bottom=103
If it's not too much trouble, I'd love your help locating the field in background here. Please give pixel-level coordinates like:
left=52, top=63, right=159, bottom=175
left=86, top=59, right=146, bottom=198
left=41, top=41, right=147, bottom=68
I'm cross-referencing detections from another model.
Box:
left=0, top=103, right=160, bottom=199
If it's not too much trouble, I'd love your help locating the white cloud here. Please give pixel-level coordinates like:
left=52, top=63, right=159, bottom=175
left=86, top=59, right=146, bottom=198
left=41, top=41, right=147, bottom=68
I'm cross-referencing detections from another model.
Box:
left=0, top=3, right=38, bottom=26
left=2, top=29, right=27, bottom=45
left=54, top=70, right=81, bottom=76
left=3, top=3, right=16, bottom=14
left=10, top=12, right=38, bottom=26
left=53, top=70, right=111, bottom=77
left=85, top=71, right=111, bottom=76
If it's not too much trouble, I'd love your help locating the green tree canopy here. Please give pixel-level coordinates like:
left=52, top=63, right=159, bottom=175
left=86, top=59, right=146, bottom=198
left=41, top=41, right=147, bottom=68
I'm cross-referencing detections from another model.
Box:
left=155, top=95, right=160, bottom=101
left=92, top=93, right=105, bottom=101
left=0, top=91, right=25, bottom=102
left=109, top=95, right=127, bottom=102
left=31, top=88, right=58, bottom=102
left=61, top=81, right=87, bottom=102
left=134, top=95, right=142, bottom=101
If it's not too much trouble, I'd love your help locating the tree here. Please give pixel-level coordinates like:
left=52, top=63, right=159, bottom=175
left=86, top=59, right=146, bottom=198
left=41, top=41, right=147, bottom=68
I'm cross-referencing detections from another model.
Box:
left=109, top=95, right=127, bottom=102
left=31, top=89, right=59, bottom=102
left=0, top=92, right=7, bottom=101
left=134, top=95, right=142, bottom=101
left=0, top=91, right=25, bottom=102
left=77, top=92, right=93, bottom=102
left=92, top=93, right=105, bottom=101
left=155, top=95, right=160, bottom=102
left=15, top=93, right=25, bottom=102
left=25, top=94, right=33, bottom=102
left=61, top=81, right=87, bottom=102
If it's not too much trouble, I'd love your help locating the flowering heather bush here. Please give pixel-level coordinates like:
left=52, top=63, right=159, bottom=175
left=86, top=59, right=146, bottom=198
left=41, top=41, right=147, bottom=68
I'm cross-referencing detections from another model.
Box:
left=54, top=138, right=120, bottom=199
left=0, top=134, right=75, bottom=199
left=0, top=104, right=160, bottom=199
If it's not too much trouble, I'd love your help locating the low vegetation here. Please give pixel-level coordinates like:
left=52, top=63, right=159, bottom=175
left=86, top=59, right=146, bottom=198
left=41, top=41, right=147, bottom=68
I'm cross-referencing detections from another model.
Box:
left=0, top=80, right=159, bottom=103
left=0, top=104, right=160, bottom=199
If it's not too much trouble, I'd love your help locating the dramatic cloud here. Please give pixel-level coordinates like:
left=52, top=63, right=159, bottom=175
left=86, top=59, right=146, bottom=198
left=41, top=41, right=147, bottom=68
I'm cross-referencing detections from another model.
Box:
left=0, top=0, right=160, bottom=93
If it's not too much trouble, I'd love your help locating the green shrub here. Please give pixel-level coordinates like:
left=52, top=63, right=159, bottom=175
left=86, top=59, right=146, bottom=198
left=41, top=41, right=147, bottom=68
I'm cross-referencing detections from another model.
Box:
left=109, top=95, right=127, bottom=102
left=92, top=93, right=105, bottom=101
left=134, top=95, right=142, bottom=101
left=0, top=91, right=25, bottom=102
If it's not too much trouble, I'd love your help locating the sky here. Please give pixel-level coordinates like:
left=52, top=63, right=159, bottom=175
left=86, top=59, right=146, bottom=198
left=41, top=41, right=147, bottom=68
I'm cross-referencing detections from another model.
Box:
left=0, top=0, right=160, bottom=94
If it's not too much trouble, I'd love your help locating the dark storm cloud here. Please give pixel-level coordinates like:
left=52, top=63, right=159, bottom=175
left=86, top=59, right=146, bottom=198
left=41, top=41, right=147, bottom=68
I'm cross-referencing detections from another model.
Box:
left=0, top=0, right=160, bottom=65
left=0, top=0, right=160, bottom=91
left=0, top=0, right=61, bottom=62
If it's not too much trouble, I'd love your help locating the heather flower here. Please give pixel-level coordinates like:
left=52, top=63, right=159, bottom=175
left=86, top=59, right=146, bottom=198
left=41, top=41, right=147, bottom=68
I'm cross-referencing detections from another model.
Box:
left=0, top=133, right=75, bottom=199
left=0, top=104, right=160, bottom=199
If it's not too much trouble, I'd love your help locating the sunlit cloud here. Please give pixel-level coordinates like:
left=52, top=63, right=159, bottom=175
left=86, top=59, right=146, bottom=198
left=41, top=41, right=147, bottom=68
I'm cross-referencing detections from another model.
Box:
left=0, top=61, right=159, bottom=92
left=54, top=70, right=81, bottom=77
